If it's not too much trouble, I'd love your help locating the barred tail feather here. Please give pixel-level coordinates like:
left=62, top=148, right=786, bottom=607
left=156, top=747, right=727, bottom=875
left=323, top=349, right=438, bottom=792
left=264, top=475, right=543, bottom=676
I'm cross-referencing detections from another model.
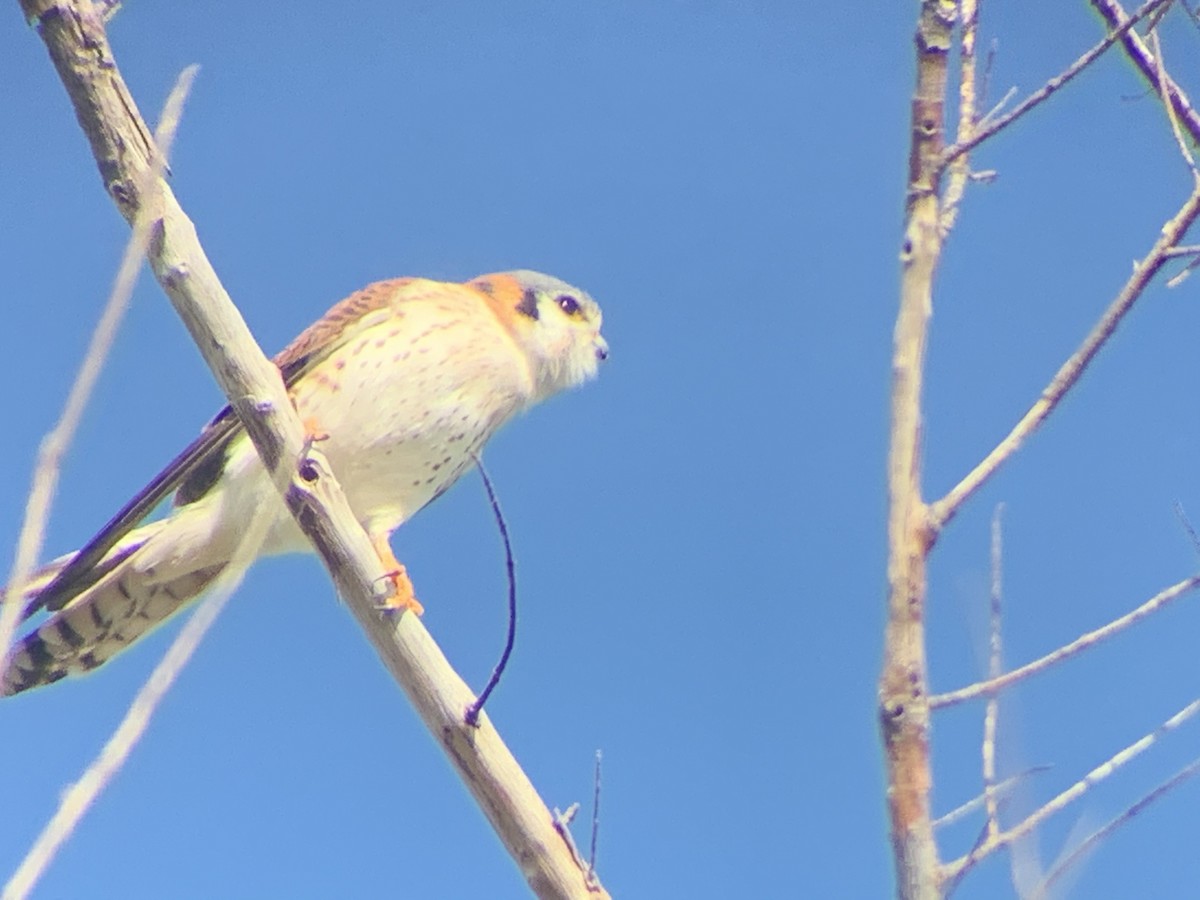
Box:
left=2, top=518, right=227, bottom=696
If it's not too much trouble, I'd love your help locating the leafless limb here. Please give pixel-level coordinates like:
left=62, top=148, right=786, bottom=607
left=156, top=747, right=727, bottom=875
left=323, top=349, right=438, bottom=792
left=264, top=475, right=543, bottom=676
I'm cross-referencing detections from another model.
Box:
left=588, top=750, right=602, bottom=886
left=880, top=3, right=951, bottom=896
left=1162, top=244, right=1200, bottom=258
left=15, top=1, right=606, bottom=896
left=933, top=767, right=1050, bottom=830
left=928, top=179, right=1200, bottom=533
left=1149, top=29, right=1199, bottom=172
left=940, top=0, right=1173, bottom=167
left=942, top=697, right=1200, bottom=883
left=982, top=505, right=1004, bottom=840
left=1092, top=0, right=1200, bottom=147
left=938, top=0, right=979, bottom=236
left=0, top=62, right=193, bottom=675
left=1029, top=757, right=1200, bottom=899
left=931, top=574, right=1200, bottom=708
left=2, top=65, right=203, bottom=900
left=4, top=477, right=275, bottom=900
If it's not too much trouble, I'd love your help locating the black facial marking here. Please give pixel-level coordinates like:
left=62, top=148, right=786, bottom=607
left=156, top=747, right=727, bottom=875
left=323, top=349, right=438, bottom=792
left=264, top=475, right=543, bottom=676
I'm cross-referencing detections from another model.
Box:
left=516, top=288, right=539, bottom=320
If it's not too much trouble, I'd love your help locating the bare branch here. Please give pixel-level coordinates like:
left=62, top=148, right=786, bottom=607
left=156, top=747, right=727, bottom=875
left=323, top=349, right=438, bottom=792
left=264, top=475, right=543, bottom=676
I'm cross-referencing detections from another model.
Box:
left=1091, top=0, right=1200, bottom=148
left=16, top=1, right=607, bottom=896
left=940, top=0, right=1173, bottom=166
left=1149, top=29, right=1199, bottom=172
left=942, top=697, right=1200, bottom=882
left=932, top=574, right=1200, bottom=708
left=929, top=181, right=1200, bottom=532
left=0, top=64, right=195, bottom=679
left=1162, top=243, right=1200, bottom=258
left=933, top=767, right=1051, bottom=830
left=4, top=474, right=275, bottom=900
left=982, top=505, right=1004, bottom=839
left=2, top=65, right=204, bottom=900
left=938, top=0, right=980, bottom=236
left=880, top=3, right=952, bottom=896
left=1030, top=758, right=1200, bottom=899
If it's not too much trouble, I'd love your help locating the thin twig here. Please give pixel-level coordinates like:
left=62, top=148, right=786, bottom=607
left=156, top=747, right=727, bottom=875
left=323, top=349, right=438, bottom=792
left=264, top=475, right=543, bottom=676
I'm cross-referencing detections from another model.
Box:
left=941, top=0, right=1173, bottom=167
left=1166, top=253, right=1200, bottom=287
left=1173, top=501, right=1200, bottom=555
left=979, top=39, right=997, bottom=119
left=1030, top=758, right=1200, bottom=900
left=1162, top=243, right=1200, bottom=258
left=931, top=574, right=1200, bottom=707
left=588, top=751, right=602, bottom=885
left=929, top=181, right=1200, bottom=532
left=982, top=505, right=1004, bottom=839
left=1149, top=28, right=1199, bottom=173
left=942, top=697, right=1200, bottom=882
left=1091, top=0, right=1200, bottom=148
left=932, top=767, right=1051, bottom=830
left=3, top=491, right=274, bottom=900
left=0, top=66, right=195, bottom=676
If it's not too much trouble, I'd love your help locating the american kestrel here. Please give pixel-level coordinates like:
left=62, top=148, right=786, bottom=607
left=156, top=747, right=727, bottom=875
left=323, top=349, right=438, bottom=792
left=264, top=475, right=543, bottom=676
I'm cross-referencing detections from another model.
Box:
left=2, top=271, right=607, bottom=695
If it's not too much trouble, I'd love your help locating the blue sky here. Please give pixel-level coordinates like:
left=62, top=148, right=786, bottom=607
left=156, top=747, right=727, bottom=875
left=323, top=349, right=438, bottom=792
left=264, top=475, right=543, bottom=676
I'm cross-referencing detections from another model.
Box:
left=3, top=3, right=1200, bottom=897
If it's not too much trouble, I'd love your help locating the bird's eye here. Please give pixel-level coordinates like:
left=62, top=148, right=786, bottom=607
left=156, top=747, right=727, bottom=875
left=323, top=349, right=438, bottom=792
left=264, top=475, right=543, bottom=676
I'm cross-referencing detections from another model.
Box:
left=556, top=294, right=581, bottom=316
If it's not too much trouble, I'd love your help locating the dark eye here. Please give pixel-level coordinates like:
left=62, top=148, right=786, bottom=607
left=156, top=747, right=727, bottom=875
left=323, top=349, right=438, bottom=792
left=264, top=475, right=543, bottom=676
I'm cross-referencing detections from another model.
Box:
left=556, top=294, right=580, bottom=316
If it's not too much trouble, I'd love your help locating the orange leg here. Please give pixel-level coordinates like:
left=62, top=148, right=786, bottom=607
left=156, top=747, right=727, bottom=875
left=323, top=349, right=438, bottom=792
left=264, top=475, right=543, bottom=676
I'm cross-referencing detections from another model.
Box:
left=372, top=534, right=424, bottom=615
left=302, top=416, right=331, bottom=443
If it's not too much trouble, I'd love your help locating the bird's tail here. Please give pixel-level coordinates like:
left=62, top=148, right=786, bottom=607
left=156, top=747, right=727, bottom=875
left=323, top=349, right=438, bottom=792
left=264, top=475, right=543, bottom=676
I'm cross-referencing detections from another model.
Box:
left=2, top=517, right=227, bottom=696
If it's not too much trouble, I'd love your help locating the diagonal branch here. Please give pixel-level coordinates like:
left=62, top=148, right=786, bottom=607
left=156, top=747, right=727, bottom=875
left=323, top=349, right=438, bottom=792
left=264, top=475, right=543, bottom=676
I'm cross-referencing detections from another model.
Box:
left=940, top=0, right=1173, bottom=167
left=941, top=696, right=1200, bottom=883
left=1029, top=757, right=1200, bottom=899
left=1091, top=0, right=1200, bottom=147
left=931, top=574, right=1200, bottom=708
left=16, top=1, right=605, bottom=897
left=929, top=180, right=1200, bottom=532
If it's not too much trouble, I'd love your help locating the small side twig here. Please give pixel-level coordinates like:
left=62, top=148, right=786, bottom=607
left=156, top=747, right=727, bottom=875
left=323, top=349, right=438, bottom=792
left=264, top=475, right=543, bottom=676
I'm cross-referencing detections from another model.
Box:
left=1092, top=0, right=1200, bottom=148
left=942, top=697, right=1200, bottom=883
left=930, top=180, right=1200, bottom=532
left=1174, top=501, right=1200, bottom=554
left=3, top=484, right=275, bottom=900
left=1029, top=758, right=1200, bottom=900
left=0, top=65, right=196, bottom=676
left=588, top=750, right=602, bottom=885
left=1149, top=28, right=1199, bottom=173
left=933, top=767, right=1051, bottom=830
left=982, top=505, right=1005, bottom=839
left=931, top=574, right=1200, bottom=708
left=941, top=0, right=1172, bottom=166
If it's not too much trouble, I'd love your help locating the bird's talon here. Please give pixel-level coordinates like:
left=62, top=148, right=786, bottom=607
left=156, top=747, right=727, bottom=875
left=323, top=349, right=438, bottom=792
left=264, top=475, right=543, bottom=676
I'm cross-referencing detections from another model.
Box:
left=378, top=566, right=424, bottom=615
left=302, top=416, right=330, bottom=443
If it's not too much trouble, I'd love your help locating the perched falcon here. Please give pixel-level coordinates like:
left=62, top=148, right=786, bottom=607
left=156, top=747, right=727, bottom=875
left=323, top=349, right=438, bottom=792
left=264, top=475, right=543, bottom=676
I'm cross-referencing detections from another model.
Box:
left=2, top=271, right=607, bottom=695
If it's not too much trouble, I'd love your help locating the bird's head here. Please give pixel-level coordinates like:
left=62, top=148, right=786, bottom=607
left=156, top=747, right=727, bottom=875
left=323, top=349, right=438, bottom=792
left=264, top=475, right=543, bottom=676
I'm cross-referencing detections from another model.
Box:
left=473, top=270, right=608, bottom=400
